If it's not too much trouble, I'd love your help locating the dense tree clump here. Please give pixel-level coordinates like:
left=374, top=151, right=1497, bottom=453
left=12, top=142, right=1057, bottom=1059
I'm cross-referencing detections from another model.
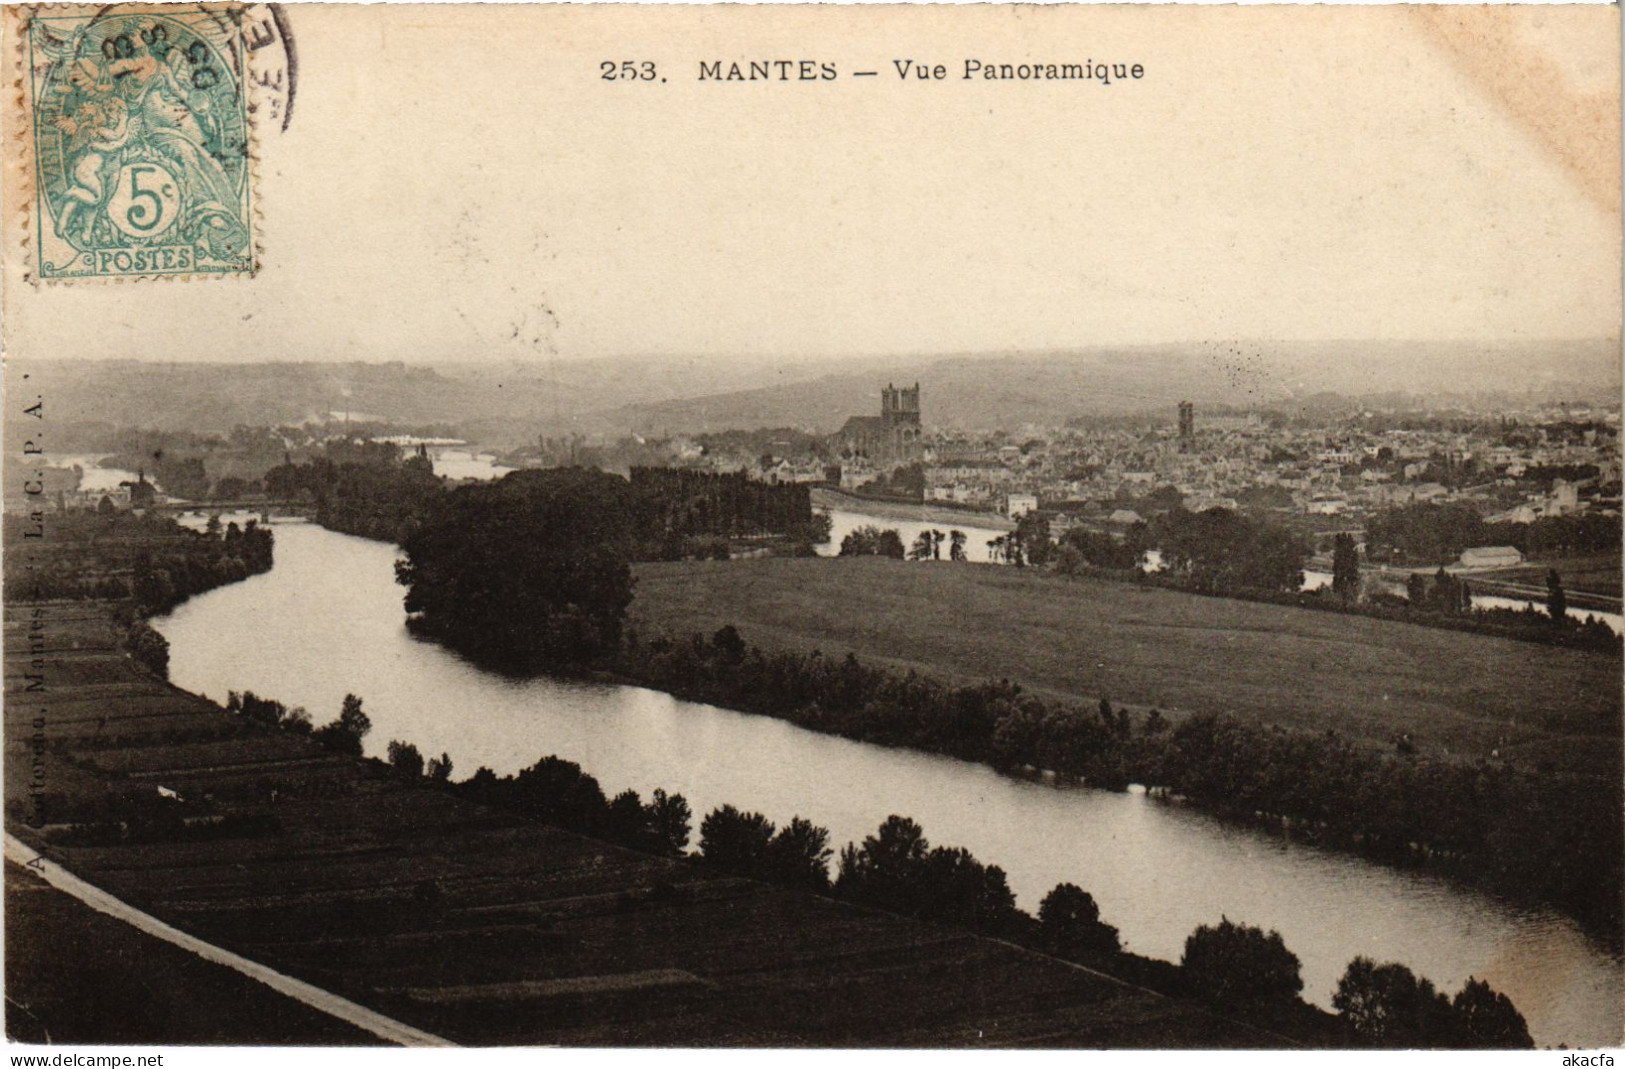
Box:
left=1151, top=508, right=1307, bottom=593
left=1038, top=883, right=1120, bottom=959
left=629, top=467, right=828, bottom=554
left=699, top=806, right=834, bottom=892
left=1057, top=524, right=1148, bottom=572
left=1334, top=958, right=1532, bottom=1048
left=387, top=740, right=426, bottom=779
left=396, top=468, right=640, bottom=670
left=1180, top=918, right=1303, bottom=1006
left=272, top=450, right=827, bottom=560
left=839, top=525, right=906, bottom=559
left=8, top=511, right=275, bottom=610
left=834, top=816, right=1020, bottom=936
left=265, top=444, right=444, bottom=544
left=124, top=620, right=170, bottom=679
left=455, top=755, right=692, bottom=858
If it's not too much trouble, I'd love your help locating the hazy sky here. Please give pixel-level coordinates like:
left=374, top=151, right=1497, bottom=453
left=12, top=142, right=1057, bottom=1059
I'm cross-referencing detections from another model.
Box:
left=4, top=4, right=1619, bottom=367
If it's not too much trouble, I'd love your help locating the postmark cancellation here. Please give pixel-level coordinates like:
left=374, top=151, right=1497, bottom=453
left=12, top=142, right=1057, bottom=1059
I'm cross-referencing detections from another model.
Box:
left=7, top=4, right=258, bottom=282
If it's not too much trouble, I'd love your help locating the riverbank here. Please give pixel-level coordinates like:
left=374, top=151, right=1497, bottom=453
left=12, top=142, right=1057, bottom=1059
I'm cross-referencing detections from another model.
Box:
left=812, top=487, right=1015, bottom=531
left=3, top=598, right=1275, bottom=1047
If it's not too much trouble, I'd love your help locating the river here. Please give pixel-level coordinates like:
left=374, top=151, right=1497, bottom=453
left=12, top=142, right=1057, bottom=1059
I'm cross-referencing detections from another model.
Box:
left=153, top=521, right=1623, bottom=1047
left=819, top=508, right=1015, bottom=564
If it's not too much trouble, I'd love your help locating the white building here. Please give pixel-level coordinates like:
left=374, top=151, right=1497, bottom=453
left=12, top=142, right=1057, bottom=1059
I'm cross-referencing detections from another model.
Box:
left=1006, top=492, right=1039, bottom=519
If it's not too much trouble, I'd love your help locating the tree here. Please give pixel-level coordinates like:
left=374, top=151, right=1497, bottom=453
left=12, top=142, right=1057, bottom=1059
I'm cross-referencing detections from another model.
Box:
left=645, top=789, right=692, bottom=857
left=987, top=534, right=1024, bottom=565
left=1546, top=568, right=1567, bottom=624
left=1430, top=567, right=1464, bottom=614
left=764, top=816, right=834, bottom=892
left=1452, top=977, right=1533, bottom=1049
left=339, top=694, right=371, bottom=739
left=1038, top=882, right=1120, bottom=959
left=313, top=694, right=371, bottom=757
left=698, top=805, right=776, bottom=875
left=876, top=529, right=906, bottom=560
left=1016, top=513, right=1051, bottom=567
left=426, top=752, right=453, bottom=782
left=1181, top=918, right=1303, bottom=1005
left=125, top=621, right=169, bottom=679
left=606, top=789, right=648, bottom=845
left=949, top=529, right=967, bottom=562
left=833, top=816, right=1019, bottom=934
left=387, top=740, right=425, bottom=778
left=509, top=755, right=609, bottom=831
left=1331, top=533, right=1360, bottom=600
left=1405, top=572, right=1428, bottom=606
left=835, top=814, right=929, bottom=913
left=712, top=624, right=747, bottom=664
left=840, top=525, right=882, bottom=555
left=908, top=529, right=945, bottom=561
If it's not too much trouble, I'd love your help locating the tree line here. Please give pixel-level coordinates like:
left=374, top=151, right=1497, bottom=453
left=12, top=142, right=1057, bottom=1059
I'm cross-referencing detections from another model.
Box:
left=629, top=467, right=829, bottom=552
left=1367, top=503, right=1622, bottom=564
left=273, top=450, right=831, bottom=560
left=230, top=686, right=1534, bottom=1048
left=5, top=511, right=274, bottom=614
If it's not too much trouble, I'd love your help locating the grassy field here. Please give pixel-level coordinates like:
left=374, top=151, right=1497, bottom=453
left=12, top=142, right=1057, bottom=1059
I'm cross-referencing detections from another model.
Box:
left=630, top=557, right=1622, bottom=772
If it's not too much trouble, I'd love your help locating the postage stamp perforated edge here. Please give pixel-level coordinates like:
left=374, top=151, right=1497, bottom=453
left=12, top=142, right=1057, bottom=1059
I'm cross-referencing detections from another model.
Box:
left=3, top=3, right=264, bottom=286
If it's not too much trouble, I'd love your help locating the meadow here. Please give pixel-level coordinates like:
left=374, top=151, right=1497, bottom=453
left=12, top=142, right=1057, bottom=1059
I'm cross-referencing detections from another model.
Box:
left=631, top=556, right=1622, bottom=772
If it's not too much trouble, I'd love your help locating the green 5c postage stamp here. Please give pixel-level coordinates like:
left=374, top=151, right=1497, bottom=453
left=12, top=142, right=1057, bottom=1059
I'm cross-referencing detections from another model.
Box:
left=23, top=5, right=255, bottom=280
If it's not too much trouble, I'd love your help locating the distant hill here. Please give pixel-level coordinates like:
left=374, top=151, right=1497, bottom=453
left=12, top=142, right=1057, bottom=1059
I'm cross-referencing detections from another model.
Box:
left=10, top=356, right=857, bottom=447
left=13, top=339, right=1617, bottom=447
left=596, top=340, right=1624, bottom=435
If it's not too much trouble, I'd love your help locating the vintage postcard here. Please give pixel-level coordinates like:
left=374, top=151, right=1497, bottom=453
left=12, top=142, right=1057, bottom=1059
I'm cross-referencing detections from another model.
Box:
left=1, top=1, right=1620, bottom=1056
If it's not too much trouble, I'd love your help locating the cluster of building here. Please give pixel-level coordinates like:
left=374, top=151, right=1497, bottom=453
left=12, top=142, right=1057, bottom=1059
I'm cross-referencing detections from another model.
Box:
left=3, top=466, right=156, bottom=516
left=659, top=385, right=1624, bottom=545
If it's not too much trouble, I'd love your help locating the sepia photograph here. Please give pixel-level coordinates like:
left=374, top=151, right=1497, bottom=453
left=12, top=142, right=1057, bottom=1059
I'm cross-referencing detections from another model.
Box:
left=1, top=0, right=1620, bottom=1054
